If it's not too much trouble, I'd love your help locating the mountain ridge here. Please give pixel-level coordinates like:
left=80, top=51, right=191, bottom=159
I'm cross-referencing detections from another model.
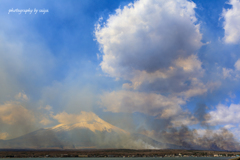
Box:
left=0, top=111, right=184, bottom=149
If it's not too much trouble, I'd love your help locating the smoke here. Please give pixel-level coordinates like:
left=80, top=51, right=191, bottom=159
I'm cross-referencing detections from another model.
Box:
left=136, top=103, right=240, bottom=151
left=168, top=126, right=240, bottom=151
left=0, top=101, right=38, bottom=140
left=0, top=93, right=56, bottom=140
left=194, top=103, right=211, bottom=128
left=140, top=125, right=240, bottom=151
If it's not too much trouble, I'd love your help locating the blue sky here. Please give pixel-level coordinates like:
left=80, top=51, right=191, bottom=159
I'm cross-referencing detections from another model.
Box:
left=1, top=0, right=240, bottom=147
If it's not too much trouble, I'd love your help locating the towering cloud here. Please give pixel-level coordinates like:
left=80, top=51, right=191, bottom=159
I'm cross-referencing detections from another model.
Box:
left=95, top=0, right=205, bottom=121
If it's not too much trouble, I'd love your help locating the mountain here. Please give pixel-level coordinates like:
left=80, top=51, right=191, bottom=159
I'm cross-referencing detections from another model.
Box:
left=51, top=111, right=128, bottom=135
left=0, top=112, right=184, bottom=149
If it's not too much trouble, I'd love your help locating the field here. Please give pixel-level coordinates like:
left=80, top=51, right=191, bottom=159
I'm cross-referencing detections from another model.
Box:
left=0, top=149, right=240, bottom=158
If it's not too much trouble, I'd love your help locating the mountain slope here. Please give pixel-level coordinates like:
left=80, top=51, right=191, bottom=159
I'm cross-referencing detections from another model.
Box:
left=0, top=112, right=183, bottom=149
left=51, top=111, right=128, bottom=134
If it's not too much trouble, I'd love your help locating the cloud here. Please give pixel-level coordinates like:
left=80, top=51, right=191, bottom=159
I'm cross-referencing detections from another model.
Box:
left=94, top=0, right=220, bottom=131
left=96, top=53, right=101, bottom=60
left=235, top=59, right=240, bottom=70
left=207, top=103, right=240, bottom=125
left=95, top=0, right=202, bottom=79
left=100, top=90, right=191, bottom=121
left=222, top=0, right=240, bottom=44
left=14, top=92, right=29, bottom=101
left=44, top=105, right=52, bottom=111
left=0, top=132, right=9, bottom=140
left=94, top=0, right=210, bottom=101
left=223, top=67, right=234, bottom=79
left=95, top=0, right=224, bottom=129
left=224, top=124, right=236, bottom=129
left=222, top=58, right=240, bottom=79
left=122, top=55, right=206, bottom=95
left=100, top=90, right=184, bottom=117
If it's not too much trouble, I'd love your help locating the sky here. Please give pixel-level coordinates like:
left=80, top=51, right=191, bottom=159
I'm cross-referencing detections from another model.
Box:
left=1, top=0, right=240, bottom=148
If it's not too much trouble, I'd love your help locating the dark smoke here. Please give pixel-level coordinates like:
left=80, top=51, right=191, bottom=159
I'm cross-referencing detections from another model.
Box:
left=148, top=125, right=240, bottom=151
left=135, top=106, right=240, bottom=151
left=194, top=103, right=211, bottom=128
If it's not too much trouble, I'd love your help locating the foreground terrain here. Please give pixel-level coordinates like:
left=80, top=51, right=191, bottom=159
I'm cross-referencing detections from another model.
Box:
left=0, top=149, right=240, bottom=158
